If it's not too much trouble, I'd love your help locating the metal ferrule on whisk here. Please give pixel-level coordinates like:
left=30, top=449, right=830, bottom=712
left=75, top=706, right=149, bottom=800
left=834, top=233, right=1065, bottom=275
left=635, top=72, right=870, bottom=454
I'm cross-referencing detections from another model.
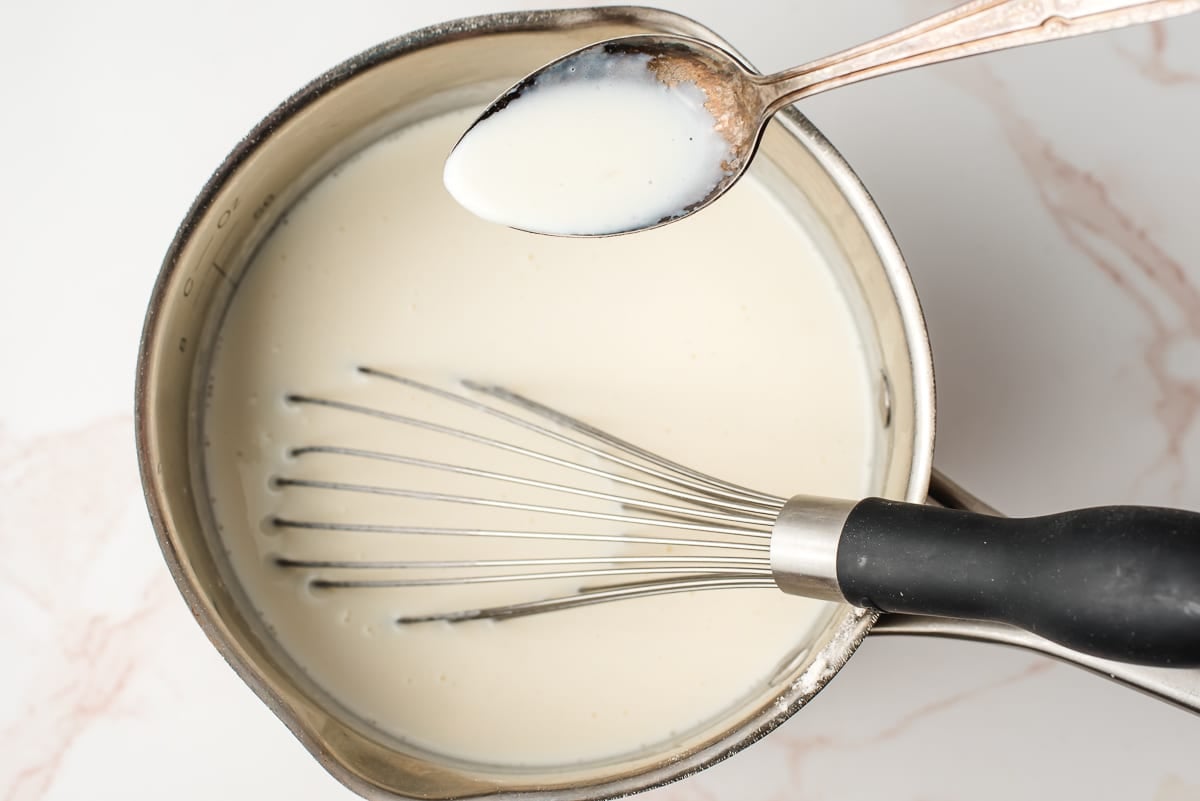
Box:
left=768, top=495, right=853, bottom=603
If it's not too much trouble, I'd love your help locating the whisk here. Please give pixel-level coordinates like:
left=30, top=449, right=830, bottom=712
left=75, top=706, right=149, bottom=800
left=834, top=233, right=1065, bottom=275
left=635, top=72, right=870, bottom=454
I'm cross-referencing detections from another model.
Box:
left=273, top=367, right=1200, bottom=668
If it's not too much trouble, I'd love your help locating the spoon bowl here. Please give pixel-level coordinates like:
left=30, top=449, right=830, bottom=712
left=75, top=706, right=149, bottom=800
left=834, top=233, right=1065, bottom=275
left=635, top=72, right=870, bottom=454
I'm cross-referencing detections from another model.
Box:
left=442, top=35, right=766, bottom=237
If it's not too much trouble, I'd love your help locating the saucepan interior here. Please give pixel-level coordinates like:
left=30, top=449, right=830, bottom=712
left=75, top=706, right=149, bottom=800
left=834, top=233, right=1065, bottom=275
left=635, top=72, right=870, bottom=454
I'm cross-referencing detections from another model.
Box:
left=135, top=6, right=933, bottom=799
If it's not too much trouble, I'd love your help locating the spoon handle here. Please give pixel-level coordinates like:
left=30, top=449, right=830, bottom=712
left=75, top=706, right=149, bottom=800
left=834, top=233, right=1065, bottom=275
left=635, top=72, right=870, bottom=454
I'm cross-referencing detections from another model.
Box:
left=763, top=0, right=1200, bottom=111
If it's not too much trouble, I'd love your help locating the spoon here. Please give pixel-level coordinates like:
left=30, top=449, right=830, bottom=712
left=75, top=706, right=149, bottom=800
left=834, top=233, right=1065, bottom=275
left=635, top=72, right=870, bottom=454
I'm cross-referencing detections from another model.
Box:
left=443, top=0, right=1199, bottom=237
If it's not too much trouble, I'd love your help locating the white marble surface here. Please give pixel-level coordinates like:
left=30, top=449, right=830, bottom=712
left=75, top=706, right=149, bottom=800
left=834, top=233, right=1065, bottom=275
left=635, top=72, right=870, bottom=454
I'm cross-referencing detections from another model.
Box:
left=4, top=1, right=1200, bottom=799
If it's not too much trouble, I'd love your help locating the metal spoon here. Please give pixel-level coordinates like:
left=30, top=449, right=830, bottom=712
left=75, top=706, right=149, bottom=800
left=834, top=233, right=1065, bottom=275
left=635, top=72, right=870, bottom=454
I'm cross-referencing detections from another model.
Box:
left=444, top=0, right=1199, bottom=237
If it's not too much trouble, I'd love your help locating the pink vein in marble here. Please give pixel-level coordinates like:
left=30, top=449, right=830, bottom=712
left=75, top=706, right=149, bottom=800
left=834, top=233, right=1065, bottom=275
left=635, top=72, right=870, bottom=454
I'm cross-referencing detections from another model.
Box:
left=948, top=66, right=1200, bottom=497
left=1117, top=22, right=1200, bottom=87
left=643, top=658, right=1054, bottom=801
left=0, top=417, right=173, bottom=801
left=771, top=659, right=1053, bottom=801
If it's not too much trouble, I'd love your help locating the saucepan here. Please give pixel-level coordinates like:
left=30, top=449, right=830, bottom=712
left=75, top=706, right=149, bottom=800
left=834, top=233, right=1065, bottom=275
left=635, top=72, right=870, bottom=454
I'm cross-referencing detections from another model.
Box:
left=134, top=7, right=1200, bottom=801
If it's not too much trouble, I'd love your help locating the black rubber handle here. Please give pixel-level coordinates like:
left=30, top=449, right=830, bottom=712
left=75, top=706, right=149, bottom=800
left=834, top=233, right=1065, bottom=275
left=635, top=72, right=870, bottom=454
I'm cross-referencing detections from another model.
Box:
left=836, top=498, right=1200, bottom=667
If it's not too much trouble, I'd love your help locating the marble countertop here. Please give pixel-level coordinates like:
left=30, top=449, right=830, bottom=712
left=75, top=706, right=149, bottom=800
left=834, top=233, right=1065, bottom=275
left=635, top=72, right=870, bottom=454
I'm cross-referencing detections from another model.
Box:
left=4, top=1, right=1200, bottom=799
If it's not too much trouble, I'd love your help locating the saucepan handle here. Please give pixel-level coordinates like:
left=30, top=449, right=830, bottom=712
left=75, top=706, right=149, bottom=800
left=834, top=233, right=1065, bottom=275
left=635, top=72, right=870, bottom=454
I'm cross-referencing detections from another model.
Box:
left=865, top=471, right=1200, bottom=712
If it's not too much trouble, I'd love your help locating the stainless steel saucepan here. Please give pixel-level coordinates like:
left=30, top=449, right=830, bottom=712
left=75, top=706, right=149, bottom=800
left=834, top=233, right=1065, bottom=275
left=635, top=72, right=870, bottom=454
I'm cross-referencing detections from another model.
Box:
left=135, top=7, right=1200, bottom=801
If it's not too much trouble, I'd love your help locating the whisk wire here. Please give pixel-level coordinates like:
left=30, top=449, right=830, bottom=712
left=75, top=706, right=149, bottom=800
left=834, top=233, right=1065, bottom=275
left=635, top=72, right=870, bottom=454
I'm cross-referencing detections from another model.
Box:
left=305, top=565, right=773, bottom=590
left=271, top=518, right=771, bottom=555
left=461, top=378, right=783, bottom=506
left=289, top=446, right=775, bottom=527
left=274, top=477, right=771, bottom=538
left=275, top=370, right=789, bottom=622
left=363, top=367, right=784, bottom=509
left=287, top=395, right=778, bottom=520
left=392, top=576, right=779, bottom=623
left=277, top=554, right=770, bottom=570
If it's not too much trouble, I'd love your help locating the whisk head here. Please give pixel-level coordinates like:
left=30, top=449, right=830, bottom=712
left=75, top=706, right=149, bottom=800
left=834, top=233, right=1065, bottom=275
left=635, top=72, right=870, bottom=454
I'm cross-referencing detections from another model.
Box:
left=271, top=367, right=787, bottom=622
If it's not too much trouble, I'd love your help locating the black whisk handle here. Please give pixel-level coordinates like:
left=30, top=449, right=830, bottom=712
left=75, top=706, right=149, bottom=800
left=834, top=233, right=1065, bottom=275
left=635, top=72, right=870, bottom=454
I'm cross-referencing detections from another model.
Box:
left=836, top=499, right=1200, bottom=667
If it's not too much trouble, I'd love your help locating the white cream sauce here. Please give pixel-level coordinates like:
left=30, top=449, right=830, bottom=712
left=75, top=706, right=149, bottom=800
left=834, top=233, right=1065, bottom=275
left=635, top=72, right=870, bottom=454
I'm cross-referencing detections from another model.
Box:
left=204, top=106, right=875, bottom=767
left=443, top=47, right=730, bottom=236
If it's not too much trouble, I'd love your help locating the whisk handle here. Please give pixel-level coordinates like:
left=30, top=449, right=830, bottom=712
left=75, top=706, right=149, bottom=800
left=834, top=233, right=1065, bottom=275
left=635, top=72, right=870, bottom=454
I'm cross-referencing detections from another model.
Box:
left=835, top=499, right=1200, bottom=667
